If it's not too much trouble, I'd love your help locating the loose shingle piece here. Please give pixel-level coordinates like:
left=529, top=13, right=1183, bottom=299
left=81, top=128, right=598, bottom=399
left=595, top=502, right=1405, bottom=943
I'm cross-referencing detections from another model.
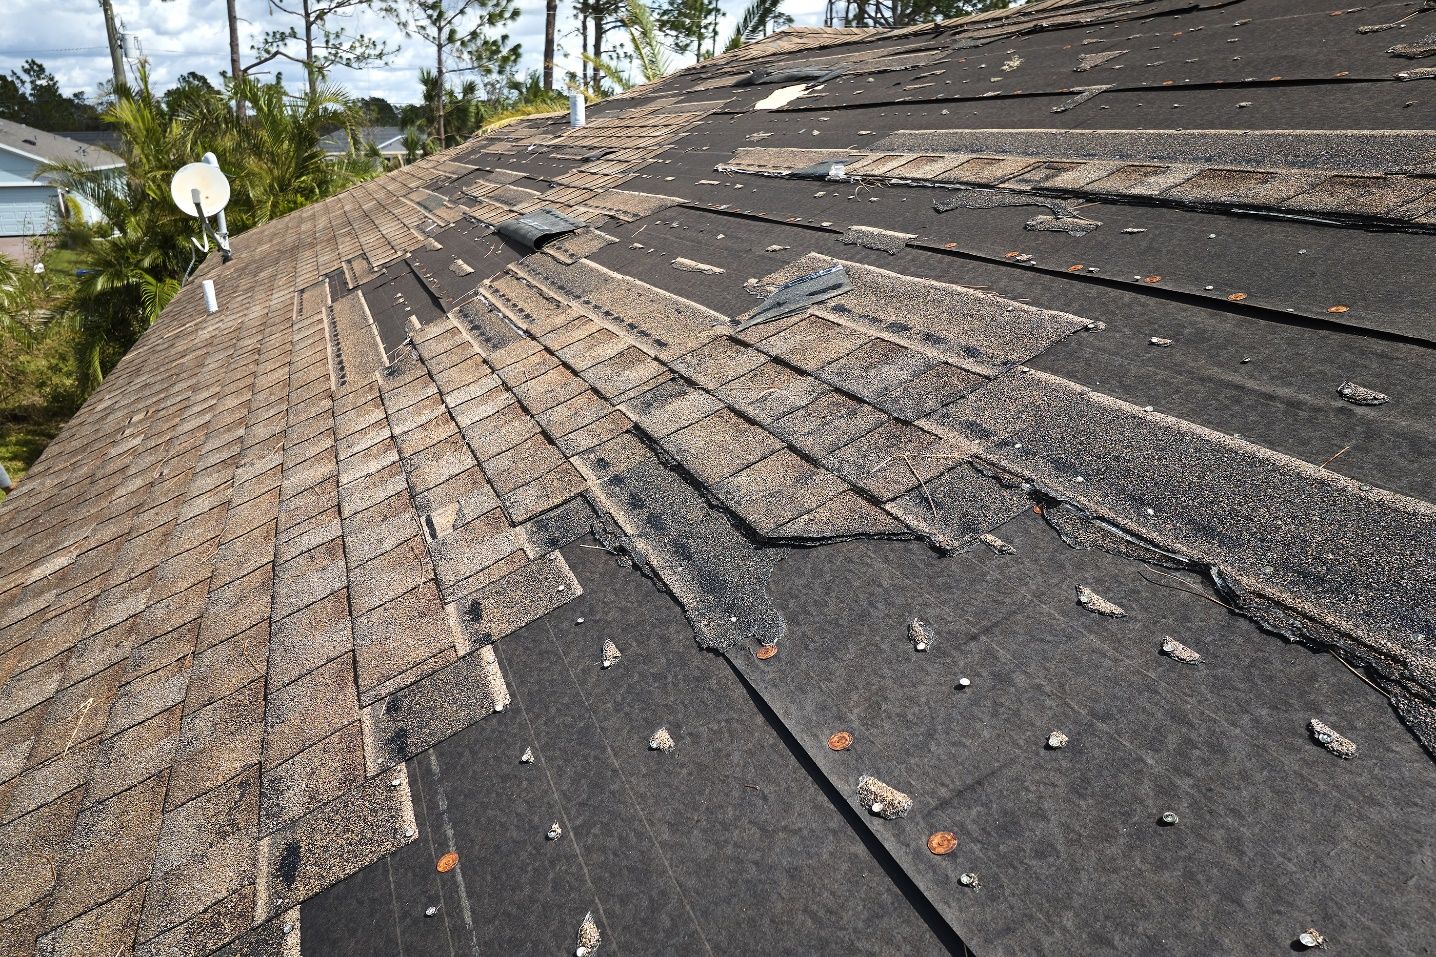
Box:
left=2, top=2, right=1435, bottom=955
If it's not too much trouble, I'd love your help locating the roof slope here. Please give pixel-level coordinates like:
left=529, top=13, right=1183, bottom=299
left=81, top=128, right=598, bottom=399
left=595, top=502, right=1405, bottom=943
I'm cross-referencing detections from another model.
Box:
left=2, top=0, right=1435, bottom=955
left=0, top=118, right=123, bottom=170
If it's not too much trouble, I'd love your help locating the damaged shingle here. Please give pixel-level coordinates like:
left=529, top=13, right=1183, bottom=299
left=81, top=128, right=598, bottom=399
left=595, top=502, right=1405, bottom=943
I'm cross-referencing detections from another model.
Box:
left=735, top=263, right=853, bottom=331
left=1309, top=719, right=1357, bottom=759
left=576, top=911, right=602, bottom=956
left=1076, top=585, right=1126, bottom=617
left=671, top=257, right=726, bottom=275
left=1051, top=84, right=1112, bottom=112
left=1337, top=381, right=1389, bottom=405
left=979, top=533, right=1016, bottom=554
left=857, top=774, right=913, bottom=819
left=909, top=617, right=935, bottom=652
left=1160, top=637, right=1203, bottom=665
left=1025, top=213, right=1102, bottom=236
left=839, top=224, right=916, bottom=255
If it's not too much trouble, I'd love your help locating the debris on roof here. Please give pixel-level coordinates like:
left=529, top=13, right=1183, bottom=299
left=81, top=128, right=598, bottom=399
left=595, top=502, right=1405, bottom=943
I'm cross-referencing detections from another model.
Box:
left=3, top=1, right=1435, bottom=955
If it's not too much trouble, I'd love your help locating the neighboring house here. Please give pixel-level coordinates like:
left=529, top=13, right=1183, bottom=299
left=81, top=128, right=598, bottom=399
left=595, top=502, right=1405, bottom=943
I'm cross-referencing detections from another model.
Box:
left=319, top=125, right=407, bottom=165
left=0, top=118, right=122, bottom=237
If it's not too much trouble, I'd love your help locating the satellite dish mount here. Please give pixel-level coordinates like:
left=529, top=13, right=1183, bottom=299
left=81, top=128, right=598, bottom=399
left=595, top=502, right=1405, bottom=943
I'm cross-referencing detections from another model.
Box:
left=170, top=153, right=232, bottom=263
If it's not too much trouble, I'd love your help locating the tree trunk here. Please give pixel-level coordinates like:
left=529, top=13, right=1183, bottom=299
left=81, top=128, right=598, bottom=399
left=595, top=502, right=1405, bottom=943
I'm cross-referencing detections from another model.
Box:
left=543, top=0, right=558, bottom=90
left=228, top=0, right=245, bottom=115
left=435, top=38, right=446, bottom=146
left=593, top=14, right=604, bottom=91
left=304, top=0, right=317, bottom=97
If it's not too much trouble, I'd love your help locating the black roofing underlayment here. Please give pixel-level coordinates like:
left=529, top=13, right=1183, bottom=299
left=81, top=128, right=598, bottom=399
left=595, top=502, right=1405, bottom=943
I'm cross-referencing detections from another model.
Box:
left=2, top=0, right=1434, bottom=955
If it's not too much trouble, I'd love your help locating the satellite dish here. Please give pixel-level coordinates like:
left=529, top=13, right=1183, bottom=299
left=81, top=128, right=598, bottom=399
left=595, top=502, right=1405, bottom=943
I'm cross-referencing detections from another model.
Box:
left=170, top=162, right=231, bottom=218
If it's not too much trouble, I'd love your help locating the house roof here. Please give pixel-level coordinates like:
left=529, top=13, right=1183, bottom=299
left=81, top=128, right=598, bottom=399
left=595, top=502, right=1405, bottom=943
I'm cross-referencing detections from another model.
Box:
left=2, top=0, right=1435, bottom=955
left=0, top=119, right=123, bottom=171
left=319, top=126, right=407, bottom=156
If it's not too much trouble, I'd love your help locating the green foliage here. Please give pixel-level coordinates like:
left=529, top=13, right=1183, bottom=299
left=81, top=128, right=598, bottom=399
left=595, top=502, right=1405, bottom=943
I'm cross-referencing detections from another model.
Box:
left=583, top=0, right=673, bottom=91
left=0, top=249, right=82, bottom=485
left=840, top=0, right=1010, bottom=27
left=2, top=65, right=375, bottom=476
left=255, top=0, right=397, bottom=96
left=357, top=95, right=401, bottom=125
left=656, top=0, right=721, bottom=59
left=0, top=59, right=106, bottom=131
left=725, top=0, right=793, bottom=51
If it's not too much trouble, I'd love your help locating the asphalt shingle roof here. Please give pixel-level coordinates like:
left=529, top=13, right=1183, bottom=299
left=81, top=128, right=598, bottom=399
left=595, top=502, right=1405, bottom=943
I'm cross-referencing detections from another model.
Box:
left=2, top=1, right=1434, bottom=955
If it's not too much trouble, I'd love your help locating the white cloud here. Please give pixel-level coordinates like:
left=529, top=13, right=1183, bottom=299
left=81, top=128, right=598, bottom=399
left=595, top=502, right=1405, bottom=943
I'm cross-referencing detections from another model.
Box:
left=1, top=0, right=830, bottom=109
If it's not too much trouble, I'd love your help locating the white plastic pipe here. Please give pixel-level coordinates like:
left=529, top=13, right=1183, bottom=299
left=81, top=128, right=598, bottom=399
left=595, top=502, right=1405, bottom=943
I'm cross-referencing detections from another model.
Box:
left=202, top=279, right=218, bottom=314
left=569, top=91, right=585, bottom=128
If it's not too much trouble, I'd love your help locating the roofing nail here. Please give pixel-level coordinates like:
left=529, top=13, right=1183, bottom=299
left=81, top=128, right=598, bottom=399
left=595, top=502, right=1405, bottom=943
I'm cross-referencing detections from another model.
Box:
left=927, top=831, right=959, bottom=855
left=1297, top=928, right=1326, bottom=949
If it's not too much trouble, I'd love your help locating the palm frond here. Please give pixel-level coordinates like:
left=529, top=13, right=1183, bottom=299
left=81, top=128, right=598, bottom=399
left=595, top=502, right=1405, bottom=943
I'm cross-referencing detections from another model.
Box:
left=726, top=0, right=788, bottom=51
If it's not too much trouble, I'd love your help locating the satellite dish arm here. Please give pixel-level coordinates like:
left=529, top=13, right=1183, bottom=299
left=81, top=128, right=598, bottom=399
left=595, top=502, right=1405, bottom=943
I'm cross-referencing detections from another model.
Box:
left=190, top=186, right=231, bottom=262
left=202, top=153, right=230, bottom=247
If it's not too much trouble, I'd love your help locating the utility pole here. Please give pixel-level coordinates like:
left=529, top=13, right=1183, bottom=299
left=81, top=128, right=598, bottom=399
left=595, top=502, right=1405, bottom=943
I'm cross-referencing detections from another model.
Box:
left=99, top=0, right=126, bottom=92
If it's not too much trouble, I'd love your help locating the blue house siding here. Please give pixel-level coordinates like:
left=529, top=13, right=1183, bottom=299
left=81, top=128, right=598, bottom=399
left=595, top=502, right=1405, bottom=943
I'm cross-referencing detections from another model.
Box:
left=0, top=185, right=58, bottom=236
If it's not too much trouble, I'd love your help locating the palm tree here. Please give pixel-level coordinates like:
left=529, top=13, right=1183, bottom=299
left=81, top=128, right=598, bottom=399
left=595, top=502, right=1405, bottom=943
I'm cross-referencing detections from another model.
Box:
left=583, top=0, right=672, bottom=91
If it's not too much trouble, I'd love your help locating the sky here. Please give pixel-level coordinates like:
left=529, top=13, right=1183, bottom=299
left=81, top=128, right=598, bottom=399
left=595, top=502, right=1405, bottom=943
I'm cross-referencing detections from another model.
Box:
left=0, top=0, right=831, bottom=108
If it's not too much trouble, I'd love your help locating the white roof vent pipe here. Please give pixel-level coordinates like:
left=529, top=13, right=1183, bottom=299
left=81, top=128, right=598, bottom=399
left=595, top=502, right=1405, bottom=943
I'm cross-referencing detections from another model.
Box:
left=569, top=91, right=586, bottom=129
